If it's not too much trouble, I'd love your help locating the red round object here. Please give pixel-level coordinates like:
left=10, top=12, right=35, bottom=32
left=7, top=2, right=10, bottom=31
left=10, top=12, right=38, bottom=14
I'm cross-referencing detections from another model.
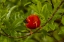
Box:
left=26, top=14, right=40, bottom=29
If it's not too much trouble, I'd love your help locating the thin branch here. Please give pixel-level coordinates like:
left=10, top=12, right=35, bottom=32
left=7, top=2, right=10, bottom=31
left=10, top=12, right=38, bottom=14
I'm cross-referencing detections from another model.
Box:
left=17, top=31, right=40, bottom=33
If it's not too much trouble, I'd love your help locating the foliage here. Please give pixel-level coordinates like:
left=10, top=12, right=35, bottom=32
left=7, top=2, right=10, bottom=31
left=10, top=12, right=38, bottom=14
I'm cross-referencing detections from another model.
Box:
left=0, top=0, right=64, bottom=42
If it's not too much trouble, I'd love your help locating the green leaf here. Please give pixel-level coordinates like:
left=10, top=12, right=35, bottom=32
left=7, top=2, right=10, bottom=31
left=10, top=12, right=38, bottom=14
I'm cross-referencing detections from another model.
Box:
left=11, top=18, right=24, bottom=28
left=42, top=4, right=51, bottom=20
left=6, top=6, right=17, bottom=20
left=15, top=23, right=26, bottom=31
left=41, top=4, right=47, bottom=14
left=43, top=24, right=51, bottom=32
left=58, top=26, right=64, bottom=34
left=53, top=31, right=61, bottom=41
left=24, top=36, right=32, bottom=42
left=30, top=4, right=38, bottom=13
left=52, top=0, right=61, bottom=9
left=3, top=38, right=7, bottom=42
left=61, top=16, right=64, bottom=25
left=24, top=2, right=31, bottom=6
left=3, top=19, right=11, bottom=28
left=32, top=0, right=38, bottom=4
left=37, top=1, right=42, bottom=13
left=48, top=22, right=58, bottom=30
left=45, top=36, right=54, bottom=42
left=57, top=9, right=64, bottom=13
left=0, top=0, right=6, bottom=3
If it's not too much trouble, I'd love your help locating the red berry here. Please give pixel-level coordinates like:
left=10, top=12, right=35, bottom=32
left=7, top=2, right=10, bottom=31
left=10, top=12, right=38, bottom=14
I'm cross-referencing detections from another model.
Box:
left=25, top=14, right=40, bottom=29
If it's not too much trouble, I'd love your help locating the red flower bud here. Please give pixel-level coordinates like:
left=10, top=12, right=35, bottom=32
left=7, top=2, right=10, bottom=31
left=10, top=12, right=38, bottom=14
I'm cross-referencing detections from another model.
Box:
left=26, top=14, right=40, bottom=29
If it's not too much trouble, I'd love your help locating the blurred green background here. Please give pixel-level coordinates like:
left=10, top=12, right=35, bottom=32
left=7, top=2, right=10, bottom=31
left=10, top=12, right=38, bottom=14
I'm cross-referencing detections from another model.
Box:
left=0, top=0, right=64, bottom=42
